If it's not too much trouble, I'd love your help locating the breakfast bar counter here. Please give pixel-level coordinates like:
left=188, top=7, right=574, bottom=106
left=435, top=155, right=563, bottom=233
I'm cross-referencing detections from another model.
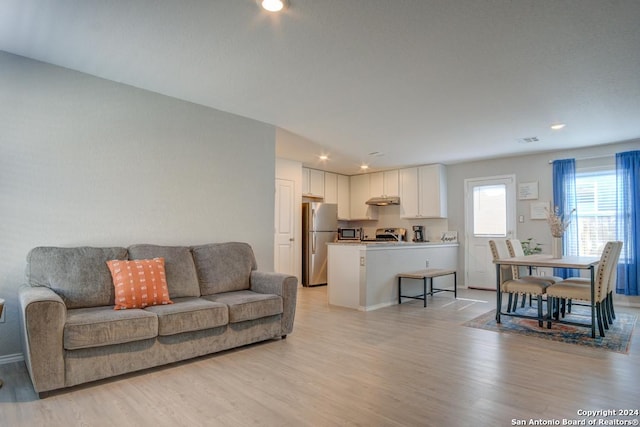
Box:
left=327, top=242, right=458, bottom=311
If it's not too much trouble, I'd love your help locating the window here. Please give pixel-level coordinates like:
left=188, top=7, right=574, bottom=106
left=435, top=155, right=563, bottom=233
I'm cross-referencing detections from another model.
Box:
left=570, top=169, right=616, bottom=256
left=473, top=184, right=506, bottom=236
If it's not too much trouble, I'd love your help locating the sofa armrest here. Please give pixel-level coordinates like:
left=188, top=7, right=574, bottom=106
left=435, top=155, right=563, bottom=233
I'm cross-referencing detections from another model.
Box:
left=19, top=285, right=67, bottom=393
left=250, top=271, right=298, bottom=336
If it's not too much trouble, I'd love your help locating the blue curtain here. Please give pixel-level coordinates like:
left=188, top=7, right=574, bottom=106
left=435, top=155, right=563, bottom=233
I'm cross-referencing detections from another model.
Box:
left=616, top=150, right=640, bottom=296
left=552, top=159, right=580, bottom=278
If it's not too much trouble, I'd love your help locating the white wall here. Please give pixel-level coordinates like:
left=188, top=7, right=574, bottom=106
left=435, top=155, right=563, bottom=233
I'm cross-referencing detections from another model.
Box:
left=446, top=139, right=640, bottom=306
left=0, top=52, right=276, bottom=358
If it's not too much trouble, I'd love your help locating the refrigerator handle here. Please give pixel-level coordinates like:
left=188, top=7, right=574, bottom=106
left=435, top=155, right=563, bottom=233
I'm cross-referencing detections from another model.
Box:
left=312, top=233, right=316, bottom=254
left=312, top=208, right=316, bottom=228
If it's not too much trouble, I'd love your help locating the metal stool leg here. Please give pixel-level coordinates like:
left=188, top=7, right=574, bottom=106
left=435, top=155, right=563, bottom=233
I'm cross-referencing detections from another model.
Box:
left=454, top=272, right=457, bottom=298
left=423, top=277, right=427, bottom=307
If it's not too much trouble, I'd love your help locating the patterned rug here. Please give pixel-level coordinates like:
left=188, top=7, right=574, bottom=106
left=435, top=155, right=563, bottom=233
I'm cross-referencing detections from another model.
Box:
left=464, top=305, right=637, bottom=354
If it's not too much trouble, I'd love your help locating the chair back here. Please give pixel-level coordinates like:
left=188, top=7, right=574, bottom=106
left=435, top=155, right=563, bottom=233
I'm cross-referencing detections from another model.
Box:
left=593, top=241, right=621, bottom=301
left=489, top=240, right=514, bottom=286
left=506, top=239, right=525, bottom=257
left=506, top=239, right=526, bottom=279
left=605, top=241, right=623, bottom=295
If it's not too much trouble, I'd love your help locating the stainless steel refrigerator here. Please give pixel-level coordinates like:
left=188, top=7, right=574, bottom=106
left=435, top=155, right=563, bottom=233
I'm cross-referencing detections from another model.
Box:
left=302, top=202, right=338, bottom=286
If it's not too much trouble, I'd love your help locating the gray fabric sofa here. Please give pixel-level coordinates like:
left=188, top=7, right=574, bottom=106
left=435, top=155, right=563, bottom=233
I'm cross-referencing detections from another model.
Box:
left=18, top=242, right=297, bottom=395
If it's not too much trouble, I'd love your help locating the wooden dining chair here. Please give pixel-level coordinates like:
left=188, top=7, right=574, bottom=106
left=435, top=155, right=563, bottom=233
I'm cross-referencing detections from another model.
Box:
left=506, top=239, right=562, bottom=310
left=489, top=239, right=549, bottom=326
left=545, top=241, right=622, bottom=337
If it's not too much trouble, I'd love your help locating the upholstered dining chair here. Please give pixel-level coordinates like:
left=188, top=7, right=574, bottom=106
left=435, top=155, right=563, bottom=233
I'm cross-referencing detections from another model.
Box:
left=545, top=241, right=622, bottom=337
left=489, top=239, right=549, bottom=326
left=506, top=239, right=562, bottom=310
left=553, top=241, right=622, bottom=326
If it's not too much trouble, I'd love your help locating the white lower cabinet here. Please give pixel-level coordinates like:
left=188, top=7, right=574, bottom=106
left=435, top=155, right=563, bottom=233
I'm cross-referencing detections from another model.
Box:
left=328, top=243, right=458, bottom=310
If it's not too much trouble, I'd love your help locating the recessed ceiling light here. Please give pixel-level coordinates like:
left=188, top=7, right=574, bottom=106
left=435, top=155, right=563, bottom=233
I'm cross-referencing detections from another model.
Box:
left=259, top=0, right=287, bottom=12
left=319, top=155, right=328, bottom=161
left=550, top=123, right=566, bottom=130
left=360, top=164, right=369, bottom=170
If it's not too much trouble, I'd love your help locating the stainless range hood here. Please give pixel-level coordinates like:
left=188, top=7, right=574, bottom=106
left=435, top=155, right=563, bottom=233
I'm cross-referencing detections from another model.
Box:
left=365, top=196, right=400, bottom=206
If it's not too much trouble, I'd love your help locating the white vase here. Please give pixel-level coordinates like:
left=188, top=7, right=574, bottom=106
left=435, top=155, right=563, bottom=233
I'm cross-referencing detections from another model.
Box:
left=551, top=236, right=563, bottom=259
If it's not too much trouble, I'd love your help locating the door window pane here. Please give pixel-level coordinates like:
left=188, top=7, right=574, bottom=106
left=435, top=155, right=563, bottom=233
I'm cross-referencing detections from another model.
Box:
left=474, top=184, right=507, bottom=236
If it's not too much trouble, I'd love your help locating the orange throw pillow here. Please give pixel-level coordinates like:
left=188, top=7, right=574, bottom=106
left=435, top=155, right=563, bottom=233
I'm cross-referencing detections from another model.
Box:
left=107, top=258, right=173, bottom=310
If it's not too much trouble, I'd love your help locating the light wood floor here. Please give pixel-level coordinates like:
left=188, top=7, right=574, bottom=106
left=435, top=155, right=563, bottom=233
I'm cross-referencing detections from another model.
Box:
left=1, top=287, right=638, bottom=426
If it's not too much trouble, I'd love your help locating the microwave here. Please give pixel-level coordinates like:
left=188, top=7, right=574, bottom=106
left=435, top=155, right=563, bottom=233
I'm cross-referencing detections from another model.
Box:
left=337, top=228, right=361, bottom=240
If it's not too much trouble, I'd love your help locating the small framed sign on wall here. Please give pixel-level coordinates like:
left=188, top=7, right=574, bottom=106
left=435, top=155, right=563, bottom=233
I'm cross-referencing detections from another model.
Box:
left=530, top=201, right=550, bottom=220
left=518, top=181, right=539, bottom=200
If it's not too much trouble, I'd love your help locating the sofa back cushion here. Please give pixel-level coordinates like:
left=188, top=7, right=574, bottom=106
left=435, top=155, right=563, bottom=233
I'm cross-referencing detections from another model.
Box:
left=128, top=245, right=200, bottom=298
left=26, top=246, right=128, bottom=309
left=192, top=242, right=257, bottom=295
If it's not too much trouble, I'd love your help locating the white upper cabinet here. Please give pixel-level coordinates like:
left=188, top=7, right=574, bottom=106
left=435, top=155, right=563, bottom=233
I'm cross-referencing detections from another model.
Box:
left=302, top=167, right=310, bottom=195
left=302, top=168, right=325, bottom=198
left=383, top=170, right=399, bottom=196
left=370, top=172, right=384, bottom=197
left=305, top=168, right=350, bottom=219
left=349, top=174, right=378, bottom=220
left=369, top=170, right=399, bottom=197
left=419, top=164, right=447, bottom=218
left=399, top=167, right=420, bottom=217
left=399, top=164, right=447, bottom=218
left=324, top=172, right=338, bottom=204
left=337, top=174, right=351, bottom=220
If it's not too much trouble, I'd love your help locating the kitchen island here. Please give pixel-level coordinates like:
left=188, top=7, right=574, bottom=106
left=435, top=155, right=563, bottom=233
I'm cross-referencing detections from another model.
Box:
left=327, top=242, right=458, bottom=311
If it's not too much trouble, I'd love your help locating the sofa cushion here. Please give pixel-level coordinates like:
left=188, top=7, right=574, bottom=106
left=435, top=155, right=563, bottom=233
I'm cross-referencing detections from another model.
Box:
left=107, top=258, right=173, bottom=310
left=143, top=297, right=228, bottom=336
left=204, top=290, right=282, bottom=323
left=64, top=306, right=158, bottom=350
left=128, top=245, right=200, bottom=298
left=26, top=246, right=128, bottom=309
left=192, top=242, right=257, bottom=295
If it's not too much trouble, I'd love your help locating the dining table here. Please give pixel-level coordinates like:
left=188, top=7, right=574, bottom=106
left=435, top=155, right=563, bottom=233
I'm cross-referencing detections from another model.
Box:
left=493, top=254, right=601, bottom=338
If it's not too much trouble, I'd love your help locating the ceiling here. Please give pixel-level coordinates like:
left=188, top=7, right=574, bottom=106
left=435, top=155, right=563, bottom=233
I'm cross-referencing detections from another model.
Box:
left=1, top=0, right=639, bottom=175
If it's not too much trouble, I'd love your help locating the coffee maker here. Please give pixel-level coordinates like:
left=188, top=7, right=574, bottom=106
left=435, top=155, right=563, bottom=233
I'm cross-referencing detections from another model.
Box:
left=412, top=225, right=425, bottom=242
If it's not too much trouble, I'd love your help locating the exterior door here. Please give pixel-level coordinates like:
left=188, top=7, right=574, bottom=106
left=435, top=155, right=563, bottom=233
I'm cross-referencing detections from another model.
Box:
left=274, top=179, right=296, bottom=276
left=464, top=175, right=516, bottom=290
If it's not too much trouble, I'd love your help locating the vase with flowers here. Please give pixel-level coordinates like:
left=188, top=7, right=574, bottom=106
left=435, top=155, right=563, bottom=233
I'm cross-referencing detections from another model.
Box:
left=545, top=206, right=576, bottom=258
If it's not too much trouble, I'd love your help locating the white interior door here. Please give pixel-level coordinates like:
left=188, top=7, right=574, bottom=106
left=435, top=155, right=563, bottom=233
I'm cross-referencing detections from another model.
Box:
left=275, top=179, right=296, bottom=276
left=464, top=175, right=516, bottom=290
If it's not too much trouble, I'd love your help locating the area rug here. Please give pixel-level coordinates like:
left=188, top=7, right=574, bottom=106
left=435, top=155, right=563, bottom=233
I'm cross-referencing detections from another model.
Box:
left=464, top=306, right=636, bottom=354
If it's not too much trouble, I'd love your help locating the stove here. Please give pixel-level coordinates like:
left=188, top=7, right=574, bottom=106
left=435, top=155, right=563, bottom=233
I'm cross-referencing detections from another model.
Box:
left=357, top=227, right=407, bottom=242
left=374, top=227, right=407, bottom=242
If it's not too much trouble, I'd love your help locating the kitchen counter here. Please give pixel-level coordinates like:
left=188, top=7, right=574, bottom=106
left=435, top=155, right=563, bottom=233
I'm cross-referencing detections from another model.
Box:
left=327, top=242, right=458, bottom=311
left=329, top=241, right=458, bottom=248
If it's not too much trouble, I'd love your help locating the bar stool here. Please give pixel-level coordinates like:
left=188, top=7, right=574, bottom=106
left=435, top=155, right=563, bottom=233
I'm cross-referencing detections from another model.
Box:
left=397, top=269, right=457, bottom=307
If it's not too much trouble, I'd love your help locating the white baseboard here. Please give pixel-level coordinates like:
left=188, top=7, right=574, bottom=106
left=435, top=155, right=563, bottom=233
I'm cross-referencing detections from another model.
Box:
left=0, top=353, right=24, bottom=365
